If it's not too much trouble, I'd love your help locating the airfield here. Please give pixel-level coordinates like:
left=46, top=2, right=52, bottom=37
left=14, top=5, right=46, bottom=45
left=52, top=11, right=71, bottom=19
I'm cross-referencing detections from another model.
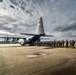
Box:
left=0, top=44, right=76, bottom=75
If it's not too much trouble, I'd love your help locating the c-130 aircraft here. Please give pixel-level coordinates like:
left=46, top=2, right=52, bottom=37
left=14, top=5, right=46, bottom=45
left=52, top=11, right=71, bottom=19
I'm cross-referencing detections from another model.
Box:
left=0, top=17, right=53, bottom=46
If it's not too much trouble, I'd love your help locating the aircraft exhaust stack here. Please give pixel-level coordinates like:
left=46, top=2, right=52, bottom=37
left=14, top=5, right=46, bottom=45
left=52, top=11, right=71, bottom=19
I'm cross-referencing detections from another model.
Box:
left=35, top=17, right=45, bottom=35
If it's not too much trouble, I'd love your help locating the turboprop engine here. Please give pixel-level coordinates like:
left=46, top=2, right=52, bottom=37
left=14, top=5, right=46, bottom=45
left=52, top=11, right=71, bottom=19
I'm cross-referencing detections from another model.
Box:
left=18, top=39, right=25, bottom=46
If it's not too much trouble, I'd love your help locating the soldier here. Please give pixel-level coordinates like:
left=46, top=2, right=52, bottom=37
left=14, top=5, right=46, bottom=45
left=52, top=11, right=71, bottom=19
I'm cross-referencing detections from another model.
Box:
left=71, top=40, right=75, bottom=48
left=56, top=41, right=59, bottom=47
left=59, top=41, right=61, bottom=47
left=62, top=40, right=65, bottom=47
left=53, top=40, right=56, bottom=47
left=44, top=42, right=46, bottom=46
left=60, top=41, right=62, bottom=47
left=70, top=40, right=71, bottom=48
left=37, top=42, right=40, bottom=46
left=66, top=40, right=68, bottom=48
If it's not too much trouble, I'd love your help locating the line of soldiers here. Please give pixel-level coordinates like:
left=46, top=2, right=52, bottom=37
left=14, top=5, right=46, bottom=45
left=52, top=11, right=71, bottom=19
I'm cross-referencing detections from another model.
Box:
left=35, top=40, right=76, bottom=48
left=65, top=40, right=75, bottom=48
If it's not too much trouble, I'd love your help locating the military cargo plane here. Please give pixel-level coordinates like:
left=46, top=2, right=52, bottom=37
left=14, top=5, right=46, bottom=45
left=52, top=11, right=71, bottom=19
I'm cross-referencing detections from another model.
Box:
left=0, top=17, right=53, bottom=46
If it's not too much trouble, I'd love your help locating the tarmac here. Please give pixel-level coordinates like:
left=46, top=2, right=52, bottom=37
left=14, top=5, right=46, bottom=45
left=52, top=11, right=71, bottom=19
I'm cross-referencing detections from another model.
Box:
left=0, top=44, right=76, bottom=75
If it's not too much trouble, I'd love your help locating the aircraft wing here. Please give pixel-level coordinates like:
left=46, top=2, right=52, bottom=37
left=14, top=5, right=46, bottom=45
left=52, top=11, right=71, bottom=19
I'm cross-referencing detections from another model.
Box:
left=21, top=33, right=54, bottom=37
left=43, top=35, right=53, bottom=37
left=0, top=36, right=26, bottom=39
left=20, top=33, right=36, bottom=36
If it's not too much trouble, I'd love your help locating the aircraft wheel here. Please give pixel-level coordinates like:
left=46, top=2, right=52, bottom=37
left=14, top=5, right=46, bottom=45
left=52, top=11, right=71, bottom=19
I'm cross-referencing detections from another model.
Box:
left=20, top=43, right=25, bottom=46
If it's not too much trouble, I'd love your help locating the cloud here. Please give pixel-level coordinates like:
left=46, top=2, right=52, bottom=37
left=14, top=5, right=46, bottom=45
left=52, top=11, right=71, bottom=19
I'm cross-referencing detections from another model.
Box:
left=0, top=30, right=14, bottom=35
left=0, top=0, right=3, bottom=2
left=0, top=15, right=17, bottom=22
left=55, top=20, right=76, bottom=32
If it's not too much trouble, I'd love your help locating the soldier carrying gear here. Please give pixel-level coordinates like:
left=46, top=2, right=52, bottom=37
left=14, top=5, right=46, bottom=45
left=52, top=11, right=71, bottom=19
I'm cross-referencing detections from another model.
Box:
left=66, top=40, right=68, bottom=48
left=71, top=40, right=75, bottom=48
left=62, top=40, right=65, bottom=47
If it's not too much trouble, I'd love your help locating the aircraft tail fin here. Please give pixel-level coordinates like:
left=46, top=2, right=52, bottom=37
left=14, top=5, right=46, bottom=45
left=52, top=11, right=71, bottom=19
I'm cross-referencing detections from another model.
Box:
left=21, top=17, right=53, bottom=37
left=35, top=17, right=45, bottom=35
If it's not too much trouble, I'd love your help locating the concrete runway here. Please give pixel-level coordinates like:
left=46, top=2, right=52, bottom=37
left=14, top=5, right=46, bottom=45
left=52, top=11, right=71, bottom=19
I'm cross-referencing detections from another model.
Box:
left=0, top=44, right=76, bottom=75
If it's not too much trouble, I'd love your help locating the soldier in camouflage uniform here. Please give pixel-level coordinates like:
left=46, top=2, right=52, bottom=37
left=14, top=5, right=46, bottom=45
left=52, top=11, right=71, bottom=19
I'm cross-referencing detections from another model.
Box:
left=66, top=40, right=68, bottom=48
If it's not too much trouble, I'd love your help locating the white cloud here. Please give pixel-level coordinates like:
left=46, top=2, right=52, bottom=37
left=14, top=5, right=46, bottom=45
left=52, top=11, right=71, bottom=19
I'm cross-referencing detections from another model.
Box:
left=0, top=30, right=14, bottom=35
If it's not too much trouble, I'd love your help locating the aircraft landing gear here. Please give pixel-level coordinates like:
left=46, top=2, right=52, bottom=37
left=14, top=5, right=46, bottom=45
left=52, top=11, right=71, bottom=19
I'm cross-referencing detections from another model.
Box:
left=20, top=43, right=25, bottom=46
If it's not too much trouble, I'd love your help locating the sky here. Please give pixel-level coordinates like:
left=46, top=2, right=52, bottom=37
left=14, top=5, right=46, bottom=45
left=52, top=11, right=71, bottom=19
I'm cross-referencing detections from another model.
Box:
left=0, top=0, right=76, bottom=40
